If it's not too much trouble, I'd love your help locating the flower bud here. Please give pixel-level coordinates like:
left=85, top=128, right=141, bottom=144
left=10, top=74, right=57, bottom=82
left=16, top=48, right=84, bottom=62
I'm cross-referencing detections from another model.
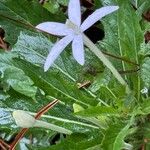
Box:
left=13, top=110, right=35, bottom=128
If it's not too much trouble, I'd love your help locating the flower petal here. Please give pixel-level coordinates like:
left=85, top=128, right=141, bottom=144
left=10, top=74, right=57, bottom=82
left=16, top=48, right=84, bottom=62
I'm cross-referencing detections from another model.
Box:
left=68, top=0, right=81, bottom=26
left=44, top=35, right=74, bottom=71
left=81, top=6, right=119, bottom=31
left=36, top=22, right=72, bottom=36
left=72, top=34, right=84, bottom=65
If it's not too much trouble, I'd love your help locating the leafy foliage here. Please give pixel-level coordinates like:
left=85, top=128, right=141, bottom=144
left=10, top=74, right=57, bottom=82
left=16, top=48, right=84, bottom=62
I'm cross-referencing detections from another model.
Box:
left=43, top=0, right=69, bottom=14
left=0, top=52, right=37, bottom=98
left=0, top=0, right=150, bottom=149
left=0, top=0, right=65, bottom=44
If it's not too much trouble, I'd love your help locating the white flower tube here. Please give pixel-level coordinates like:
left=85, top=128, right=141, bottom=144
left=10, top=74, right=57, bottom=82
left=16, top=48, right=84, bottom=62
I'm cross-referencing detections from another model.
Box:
left=13, top=110, right=72, bottom=135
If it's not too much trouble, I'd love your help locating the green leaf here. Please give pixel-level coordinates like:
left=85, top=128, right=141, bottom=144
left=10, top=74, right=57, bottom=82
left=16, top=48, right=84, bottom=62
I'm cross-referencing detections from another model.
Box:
left=43, top=0, right=69, bottom=13
left=12, top=32, right=81, bottom=81
left=57, top=0, right=69, bottom=6
left=0, top=91, right=99, bottom=134
left=142, top=122, right=150, bottom=149
left=75, top=106, right=118, bottom=117
left=139, top=98, right=150, bottom=115
left=102, top=117, right=134, bottom=150
left=13, top=32, right=51, bottom=66
left=89, top=69, right=111, bottom=93
left=0, top=0, right=65, bottom=44
left=43, top=0, right=59, bottom=14
left=0, top=1, right=148, bottom=149
left=31, top=132, right=103, bottom=150
left=139, top=42, right=150, bottom=56
left=12, top=32, right=105, bottom=106
left=133, top=0, right=150, bottom=18
left=14, top=58, right=98, bottom=107
left=100, top=0, right=143, bottom=100
left=0, top=52, right=37, bottom=98
left=141, top=57, right=150, bottom=87
left=101, top=0, right=143, bottom=64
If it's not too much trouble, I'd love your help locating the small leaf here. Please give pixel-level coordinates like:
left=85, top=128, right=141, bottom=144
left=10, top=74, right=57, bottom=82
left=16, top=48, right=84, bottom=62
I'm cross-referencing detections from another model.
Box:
left=75, top=106, right=118, bottom=117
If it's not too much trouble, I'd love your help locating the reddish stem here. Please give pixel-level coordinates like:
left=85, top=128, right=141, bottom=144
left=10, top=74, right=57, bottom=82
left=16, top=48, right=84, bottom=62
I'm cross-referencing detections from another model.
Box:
left=0, top=37, right=8, bottom=50
left=9, top=99, right=59, bottom=150
left=0, top=143, right=7, bottom=150
left=0, top=139, right=10, bottom=149
left=35, top=99, right=59, bottom=119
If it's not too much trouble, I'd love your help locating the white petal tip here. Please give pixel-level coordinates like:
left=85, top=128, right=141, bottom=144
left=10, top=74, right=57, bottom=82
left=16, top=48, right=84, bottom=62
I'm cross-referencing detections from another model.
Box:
left=44, top=57, right=54, bottom=72
left=36, top=24, right=45, bottom=32
left=44, top=65, right=49, bottom=72
left=113, top=6, right=119, bottom=10
left=77, top=60, right=84, bottom=66
left=80, top=62, right=84, bottom=66
left=44, top=62, right=50, bottom=72
left=35, top=24, right=41, bottom=30
left=44, top=68, right=48, bottom=72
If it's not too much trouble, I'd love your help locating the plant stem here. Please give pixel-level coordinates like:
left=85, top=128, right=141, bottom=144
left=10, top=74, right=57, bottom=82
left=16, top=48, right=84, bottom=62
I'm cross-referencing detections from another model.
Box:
left=83, top=34, right=129, bottom=90
left=10, top=99, right=59, bottom=150
left=102, top=50, right=139, bottom=66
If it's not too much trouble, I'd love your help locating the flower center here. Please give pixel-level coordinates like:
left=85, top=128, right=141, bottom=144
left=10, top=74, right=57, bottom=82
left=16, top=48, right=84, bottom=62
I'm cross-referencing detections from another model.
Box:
left=66, top=19, right=81, bottom=35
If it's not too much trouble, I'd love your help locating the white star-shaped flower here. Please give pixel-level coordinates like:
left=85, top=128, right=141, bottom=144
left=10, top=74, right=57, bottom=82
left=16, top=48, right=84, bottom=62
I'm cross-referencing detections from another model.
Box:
left=36, top=0, right=119, bottom=72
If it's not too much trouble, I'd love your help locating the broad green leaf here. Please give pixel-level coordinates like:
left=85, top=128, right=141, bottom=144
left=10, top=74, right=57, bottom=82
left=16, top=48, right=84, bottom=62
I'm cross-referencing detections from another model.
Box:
left=12, top=32, right=81, bottom=81
left=0, top=91, right=99, bottom=134
left=0, top=1, right=148, bottom=149
left=31, top=132, right=103, bottom=150
left=102, top=0, right=143, bottom=62
left=101, top=0, right=143, bottom=64
left=100, top=0, right=143, bottom=100
left=0, top=107, right=12, bottom=126
left=13, top=58, right=98, bottom=107
left=75, top=106, right=118, bottom=117
left=0, top=52, right=37, bottom=98
left=102, top=117, right=134, bottom=150
left=13, top=32, right=51, bottom=66
left=12, top=32, right=107, bottom=106
left=0, top=0, right=65, bottom=44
